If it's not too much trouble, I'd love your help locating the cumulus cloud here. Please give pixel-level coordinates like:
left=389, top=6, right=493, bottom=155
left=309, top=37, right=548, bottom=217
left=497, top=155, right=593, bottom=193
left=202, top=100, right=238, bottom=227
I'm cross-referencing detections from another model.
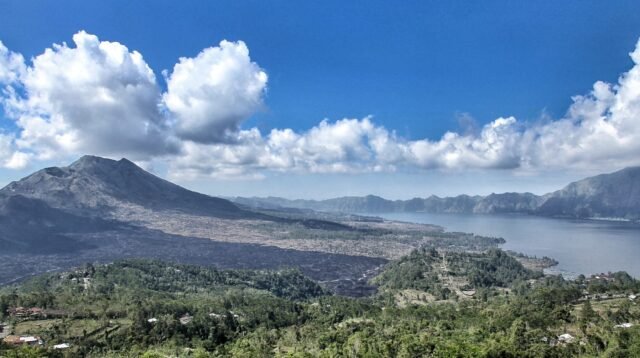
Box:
left=0, top=32, right=268, bottom=168
left=3, top=31, right=179, bottom=161
left=2, top=31, right=640, bottom=177
left=163, top=40, right=267, bottom=143
left=168, top=116, right=525, bottom=179
left=0, top=133, right=28, bottom=169
left=519, top=40, right=640, bottom=170
left=0, top=41, right=25, bottom=85
left=168, top=118, right=392, bottom=179
left=170, top=37, right=640, bottom=178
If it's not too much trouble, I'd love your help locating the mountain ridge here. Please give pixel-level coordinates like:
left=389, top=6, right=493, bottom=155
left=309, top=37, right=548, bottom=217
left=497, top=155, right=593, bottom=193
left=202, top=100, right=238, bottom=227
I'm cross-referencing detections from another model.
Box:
left=0, top=155, right=395, bottom=295
left=0, top=155, right=247, bottom=218
left=0, top=155, right=262, bottom=253
left=232, top=166, right=640, bottom=220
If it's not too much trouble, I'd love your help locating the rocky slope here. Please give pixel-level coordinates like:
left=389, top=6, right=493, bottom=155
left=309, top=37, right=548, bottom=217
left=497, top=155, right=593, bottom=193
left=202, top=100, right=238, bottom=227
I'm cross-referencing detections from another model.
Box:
left=0, top=155, right=428, bottom=295
left=0, top=155, right=261, bottom=253
left=0, top=155, right=246, bottom=218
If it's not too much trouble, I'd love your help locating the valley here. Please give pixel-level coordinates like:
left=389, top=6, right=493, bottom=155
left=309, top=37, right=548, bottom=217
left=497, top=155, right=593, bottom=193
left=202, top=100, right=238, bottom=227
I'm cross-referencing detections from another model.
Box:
left=0, top=156, right=638, bottom=356
left=0, top=156, right=509, bottom=297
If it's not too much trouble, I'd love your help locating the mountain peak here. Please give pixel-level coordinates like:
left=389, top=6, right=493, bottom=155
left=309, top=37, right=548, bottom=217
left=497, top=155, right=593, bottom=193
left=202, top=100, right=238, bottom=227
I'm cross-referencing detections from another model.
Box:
left=72, top=154, right=114, bottom=165
left=1, top=155, right=245, bottom=218
left=70, top=155, right=137, bottom=171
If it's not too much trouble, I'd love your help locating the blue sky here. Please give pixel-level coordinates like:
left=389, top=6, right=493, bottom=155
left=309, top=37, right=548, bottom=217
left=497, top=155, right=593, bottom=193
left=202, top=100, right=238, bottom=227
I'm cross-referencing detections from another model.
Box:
left=1, top=1, right=640, bottom=198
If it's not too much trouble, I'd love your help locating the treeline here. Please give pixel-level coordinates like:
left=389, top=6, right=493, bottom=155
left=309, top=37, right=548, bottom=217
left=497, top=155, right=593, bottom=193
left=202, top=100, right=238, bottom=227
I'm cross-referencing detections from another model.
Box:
left=1, top=255, right=640, bottom=357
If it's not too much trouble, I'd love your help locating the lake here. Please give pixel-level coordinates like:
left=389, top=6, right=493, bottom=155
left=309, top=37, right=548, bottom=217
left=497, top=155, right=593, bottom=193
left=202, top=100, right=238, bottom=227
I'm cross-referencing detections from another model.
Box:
left=374, top=212, right=640, bottom=278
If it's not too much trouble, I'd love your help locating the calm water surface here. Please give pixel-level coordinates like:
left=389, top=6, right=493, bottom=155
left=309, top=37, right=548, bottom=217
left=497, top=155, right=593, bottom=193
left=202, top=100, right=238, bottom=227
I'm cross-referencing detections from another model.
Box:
left=374, top=212, right=640, bottom=278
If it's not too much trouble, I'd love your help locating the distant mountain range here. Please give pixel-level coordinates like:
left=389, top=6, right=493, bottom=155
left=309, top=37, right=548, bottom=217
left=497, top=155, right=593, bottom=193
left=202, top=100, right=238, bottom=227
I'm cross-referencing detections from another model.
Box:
left=232, top=166, right=640, bottom=221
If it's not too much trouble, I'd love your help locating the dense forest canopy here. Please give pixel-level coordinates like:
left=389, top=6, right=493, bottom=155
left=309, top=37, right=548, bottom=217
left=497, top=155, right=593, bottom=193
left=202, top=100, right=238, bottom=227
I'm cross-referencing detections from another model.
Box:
left=1, top=252, right=640, bottom=357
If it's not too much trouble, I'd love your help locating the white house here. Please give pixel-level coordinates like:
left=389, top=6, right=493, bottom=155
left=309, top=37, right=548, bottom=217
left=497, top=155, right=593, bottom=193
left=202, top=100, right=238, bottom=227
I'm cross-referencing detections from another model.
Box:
left=179, top=314, right=193, bottom=325
left=558, top=334, right=575, bottom=343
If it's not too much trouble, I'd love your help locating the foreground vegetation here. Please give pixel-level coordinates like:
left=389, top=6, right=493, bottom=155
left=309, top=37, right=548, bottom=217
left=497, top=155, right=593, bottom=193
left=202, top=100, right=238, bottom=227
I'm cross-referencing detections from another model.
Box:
left=1, top=251, right=639, bottom=357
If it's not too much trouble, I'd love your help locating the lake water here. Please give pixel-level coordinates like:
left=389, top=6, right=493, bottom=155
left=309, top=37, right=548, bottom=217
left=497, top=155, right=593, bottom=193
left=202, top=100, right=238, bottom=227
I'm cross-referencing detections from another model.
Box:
left=374, top=212, right=640, bottom=278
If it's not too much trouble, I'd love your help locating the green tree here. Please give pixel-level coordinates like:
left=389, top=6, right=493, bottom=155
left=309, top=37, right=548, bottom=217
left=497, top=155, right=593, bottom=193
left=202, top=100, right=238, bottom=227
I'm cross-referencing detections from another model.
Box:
left=581, top=300, right=597, bottom=323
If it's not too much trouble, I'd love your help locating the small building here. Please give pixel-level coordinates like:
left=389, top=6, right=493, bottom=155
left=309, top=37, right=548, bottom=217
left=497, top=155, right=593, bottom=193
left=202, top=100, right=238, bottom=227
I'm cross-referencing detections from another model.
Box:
left=28, top=308, right=43, bottom=317
left=53, top=343, right=71, bottom=349
left=43, top=309, right=68, bottom=318
left=3, top=335, right=44, bottom=346
left=7, top=307, right=27, bottom=317
left=179, top=314, right=193, bottom=325
left=558, top=334, right=575, bottom=344
left=629, top=294, right=637, bottom=301
left=614, top=323, right=634, bottom=329
left=7, top=307, right=53, bottom=319
left=20, top=336, right=42, bottom=346
left=2, top=335, right=20, bottom=345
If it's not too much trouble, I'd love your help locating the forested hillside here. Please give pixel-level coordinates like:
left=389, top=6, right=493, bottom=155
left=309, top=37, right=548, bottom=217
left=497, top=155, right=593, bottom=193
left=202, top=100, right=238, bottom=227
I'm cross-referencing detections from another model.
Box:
left=1, top=254, right=640, bottom=357
left=373, top=248, right=542, bottom=300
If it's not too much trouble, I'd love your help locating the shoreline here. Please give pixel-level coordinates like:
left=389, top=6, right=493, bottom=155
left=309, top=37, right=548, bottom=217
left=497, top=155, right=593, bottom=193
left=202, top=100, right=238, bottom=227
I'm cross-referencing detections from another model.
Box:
left=372, top=212, right=640, bottom=280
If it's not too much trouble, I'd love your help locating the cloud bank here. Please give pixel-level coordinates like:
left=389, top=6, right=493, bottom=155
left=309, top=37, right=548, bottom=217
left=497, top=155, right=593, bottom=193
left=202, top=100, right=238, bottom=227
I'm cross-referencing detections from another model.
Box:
left=1, top=31, right=640, bottom=178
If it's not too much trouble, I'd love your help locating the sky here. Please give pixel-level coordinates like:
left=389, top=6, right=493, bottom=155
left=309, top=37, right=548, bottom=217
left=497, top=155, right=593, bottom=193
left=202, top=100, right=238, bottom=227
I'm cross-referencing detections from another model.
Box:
left=1, top=1, right=640, bottom=199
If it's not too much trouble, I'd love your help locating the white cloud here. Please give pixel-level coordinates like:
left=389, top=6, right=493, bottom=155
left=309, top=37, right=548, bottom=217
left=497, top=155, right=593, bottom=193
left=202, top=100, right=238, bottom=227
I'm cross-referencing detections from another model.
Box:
left=0, top=133, right=28, bottom=169
left=166, top=37, right=640, bottom=178
left=2, top=32, right=640, bottom=178
left=4, top=31, right=179, bottom=161
left=0, top=41, right=25, bottom=85
left=518, top=39, right=640, bottom=170
left=405, top=117, right=521, bottom=170
left=168, top=116, right=524, bottom=179
left=163, top=40, right=267, bottom=143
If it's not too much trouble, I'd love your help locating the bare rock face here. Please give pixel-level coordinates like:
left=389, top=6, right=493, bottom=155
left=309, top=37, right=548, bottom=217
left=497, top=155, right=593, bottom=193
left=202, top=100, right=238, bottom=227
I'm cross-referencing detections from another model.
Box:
left=0, top=155, right=251, bottom=253
left=0, top=156, right=388, bottom=295
left=0, top=155, right=244, bottom=217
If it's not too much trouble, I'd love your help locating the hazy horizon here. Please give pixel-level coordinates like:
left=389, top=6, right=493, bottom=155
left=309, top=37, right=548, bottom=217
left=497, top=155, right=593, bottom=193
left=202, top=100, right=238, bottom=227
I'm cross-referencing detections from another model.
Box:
left=0, top=155, right=607, bottom=200
left=2, top=1, right=640, bottom=198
